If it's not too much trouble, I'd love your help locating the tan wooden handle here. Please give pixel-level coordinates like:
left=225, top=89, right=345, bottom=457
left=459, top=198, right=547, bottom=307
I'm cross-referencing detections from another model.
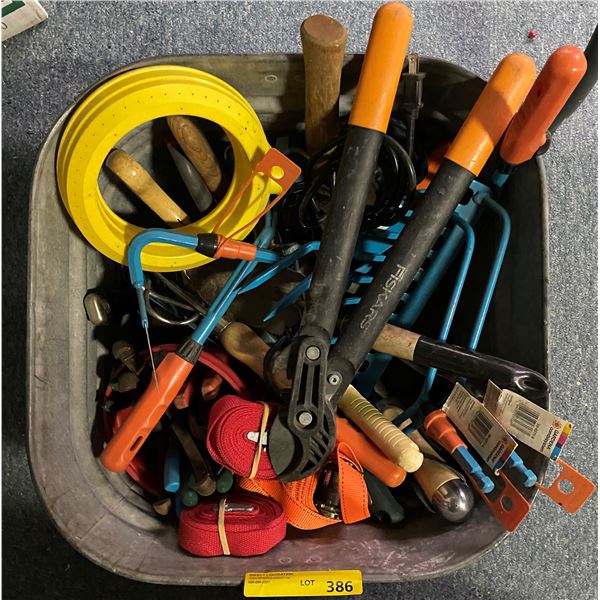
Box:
left=105, top=149, right=190, bottom=227
left=166, top=115, right=223, bottom=196
left=372, top=323, right=421, bottom=360
left=221, top=322, right=423, bottom=472
left=220, top=321, right=291, bottom=390
left=300, top=15, right=348, bottom=154
left=338, top=386, right=423, bottom=472
left=413, top=458, right=460, bottom=503
left=382, top=405, right=441, bottom=460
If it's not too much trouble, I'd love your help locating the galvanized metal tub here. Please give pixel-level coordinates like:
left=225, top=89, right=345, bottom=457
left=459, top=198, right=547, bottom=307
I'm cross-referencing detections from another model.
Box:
left=27, top=54, right=549, bottom=585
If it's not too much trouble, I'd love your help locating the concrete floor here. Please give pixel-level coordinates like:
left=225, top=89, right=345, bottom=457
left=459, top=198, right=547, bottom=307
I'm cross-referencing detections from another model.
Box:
left=2, top=1, right=597, bottom=598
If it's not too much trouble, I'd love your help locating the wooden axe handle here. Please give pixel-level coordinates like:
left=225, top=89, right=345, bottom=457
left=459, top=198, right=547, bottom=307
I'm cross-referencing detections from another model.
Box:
left=300, top=15, right=347, bottom=154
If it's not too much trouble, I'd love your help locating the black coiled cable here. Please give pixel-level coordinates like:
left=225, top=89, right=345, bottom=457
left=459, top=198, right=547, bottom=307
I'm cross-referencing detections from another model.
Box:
left=275, top=117, right=426, bottom=244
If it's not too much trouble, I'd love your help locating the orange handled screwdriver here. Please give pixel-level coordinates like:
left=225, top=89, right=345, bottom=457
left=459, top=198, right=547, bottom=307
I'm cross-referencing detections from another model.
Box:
left=493, top=45, right=587, bottom=186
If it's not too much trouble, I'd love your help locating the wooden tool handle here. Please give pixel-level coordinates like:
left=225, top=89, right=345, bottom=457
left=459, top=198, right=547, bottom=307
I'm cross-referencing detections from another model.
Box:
left=220, top=321, right=290, bottom=390
left=338, top=386, right=423, bottom=472
left=300, top=14, right=348, bottom=154
left=166, top=115, right=223, bottom=196
left=105, top=149, right=190, bottom=226
left=413, top=458, right=460, bottom=503
left=372, top=323, right=420, bottom=360
left=382, top=406, right=441, bottom=460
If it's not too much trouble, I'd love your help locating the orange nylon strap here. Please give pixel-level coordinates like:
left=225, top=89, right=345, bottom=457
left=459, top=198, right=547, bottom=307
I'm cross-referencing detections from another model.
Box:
left=336, top=442, right=370, bottom=524
left=249, top=402, right=270, bottom=480
left=217, top=496, right=231, bottom=555
left=239, top=444, right=370, bottom=529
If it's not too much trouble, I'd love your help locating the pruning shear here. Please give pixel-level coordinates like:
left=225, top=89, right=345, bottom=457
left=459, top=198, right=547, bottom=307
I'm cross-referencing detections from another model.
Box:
left=263, top=3, right=539, bottom=482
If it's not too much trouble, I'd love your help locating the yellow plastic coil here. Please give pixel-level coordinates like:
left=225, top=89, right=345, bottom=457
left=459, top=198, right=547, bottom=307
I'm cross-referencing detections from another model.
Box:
left=56, top=65, right=277, bottom=271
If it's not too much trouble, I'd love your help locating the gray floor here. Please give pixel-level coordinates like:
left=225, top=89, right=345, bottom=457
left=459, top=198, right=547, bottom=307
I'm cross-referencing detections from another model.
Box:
left=2, top=1, right=597, bottom=598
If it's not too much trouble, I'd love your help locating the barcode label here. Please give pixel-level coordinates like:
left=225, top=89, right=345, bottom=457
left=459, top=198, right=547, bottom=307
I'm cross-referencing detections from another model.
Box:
left=469, top=410, right=493, bottom=445
left=510, top=401, right=541, bottom=438
left=483, top=385, right=572, bottom=459
left=443, top=383, right=517, bottom=472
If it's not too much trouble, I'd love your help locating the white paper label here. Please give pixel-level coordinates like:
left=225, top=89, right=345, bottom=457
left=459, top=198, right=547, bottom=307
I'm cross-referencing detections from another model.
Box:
left=443, top=383, right=517, bottom=472
left=2, top=0, right=47, bottom=41
left=483, top=381, right=572, bottom=460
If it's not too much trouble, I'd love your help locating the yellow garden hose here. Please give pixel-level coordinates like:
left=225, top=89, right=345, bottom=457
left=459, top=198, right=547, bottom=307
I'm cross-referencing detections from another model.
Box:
left=56, top=65, right=279, bottom=271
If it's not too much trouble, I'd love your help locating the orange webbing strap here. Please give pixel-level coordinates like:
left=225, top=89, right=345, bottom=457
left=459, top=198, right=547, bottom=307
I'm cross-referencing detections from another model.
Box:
left=239, top=443, right=370, bottom=529
left=336, top=442, right=370, bottom=524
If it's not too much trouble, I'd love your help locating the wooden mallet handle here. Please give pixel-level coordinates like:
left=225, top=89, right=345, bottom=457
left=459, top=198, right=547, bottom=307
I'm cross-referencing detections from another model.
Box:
left=105, top=149, right=190, bottom=227
left=166, top=115, right=223, bottom=196
left=300, top=15, right=348, bottom=154
left=337, top=386, right=423, bottom=473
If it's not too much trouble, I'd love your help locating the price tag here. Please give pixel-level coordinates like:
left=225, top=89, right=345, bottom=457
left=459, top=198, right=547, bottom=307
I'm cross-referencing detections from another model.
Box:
left=483, top=381, right=572, bottom=459
left=443, top=383, right=517, bottom=472
left=244, top=570, right=363, bottom=597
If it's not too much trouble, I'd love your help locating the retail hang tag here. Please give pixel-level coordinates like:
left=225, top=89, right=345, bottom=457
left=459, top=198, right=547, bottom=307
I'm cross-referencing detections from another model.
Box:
left=244, top=570, right=363, bottom=597
left=442, top=383, right=517, bottom=473
left=2, top=0, right=47, bottom=41
left=483, top=380, right=572, bottom=460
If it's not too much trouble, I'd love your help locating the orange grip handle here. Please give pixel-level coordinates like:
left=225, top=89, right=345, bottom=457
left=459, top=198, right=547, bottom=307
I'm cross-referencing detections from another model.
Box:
left=445, top=53, right=537, bottom=176
left=100, top=353, right=195, bottom=472
left=336, top=417, right=407, bottom=487
left=348, top=2, right=413, bottom=132
left=423, top=409, right=466, bottom=454
left=500, top=46, right=587, bottom=165
left=214, top=236, right=258, bottom=261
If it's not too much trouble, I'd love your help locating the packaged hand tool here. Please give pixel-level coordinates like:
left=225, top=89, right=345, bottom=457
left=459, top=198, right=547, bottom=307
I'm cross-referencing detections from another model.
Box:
left=423, top=409, right=530, bottom=531
left=266, top=48, right=537, bottom=483
left=300, top=14, right=348, bottom=154
left=178, top=494, right=286, bottom=557
left=484, top=382, right=595, bottom=513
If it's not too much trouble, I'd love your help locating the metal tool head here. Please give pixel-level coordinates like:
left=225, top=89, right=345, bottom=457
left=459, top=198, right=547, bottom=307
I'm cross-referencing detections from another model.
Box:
left=431, top=479, right=475, bottom=523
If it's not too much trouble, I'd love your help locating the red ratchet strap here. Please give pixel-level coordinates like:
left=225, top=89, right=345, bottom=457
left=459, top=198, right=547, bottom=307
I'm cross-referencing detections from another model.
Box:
left=207, top=395, right=277, bottom=479
left=239, top=442, right=370, bottom=530
left=178, top=493, right=286, bottom=557
left=104, top=345, right=250, bottom=495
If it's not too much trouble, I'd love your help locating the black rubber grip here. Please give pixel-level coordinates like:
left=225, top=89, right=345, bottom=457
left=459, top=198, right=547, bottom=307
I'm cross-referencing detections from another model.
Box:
left=330, top=159, right=473, bottom=379
left=176, top=337, right=203, bottom=364
left=196, top=233, right=219, bottom=257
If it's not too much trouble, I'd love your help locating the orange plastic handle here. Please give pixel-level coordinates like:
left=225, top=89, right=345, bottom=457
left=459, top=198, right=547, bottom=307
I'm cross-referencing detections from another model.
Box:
left=336, top=417, right=407, bottom=488
left=445, top=53, right=537, bottom=176
left=348, top=2, right=413, bottom=132
left=100, top=352, right=195, bottom=472
left=500, top=46, right=587, bottom=166
left=214, top=236, right=258, bottom=261
left=423, top=409, right=466, bottom=454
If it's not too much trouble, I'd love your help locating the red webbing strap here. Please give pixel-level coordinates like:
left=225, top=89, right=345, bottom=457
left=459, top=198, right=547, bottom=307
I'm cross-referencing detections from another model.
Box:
left=206, top=395, right=277, bottom=479
left=239, top=444, right=370, bottom=530
left=178, top=493, right=286, bottom=557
